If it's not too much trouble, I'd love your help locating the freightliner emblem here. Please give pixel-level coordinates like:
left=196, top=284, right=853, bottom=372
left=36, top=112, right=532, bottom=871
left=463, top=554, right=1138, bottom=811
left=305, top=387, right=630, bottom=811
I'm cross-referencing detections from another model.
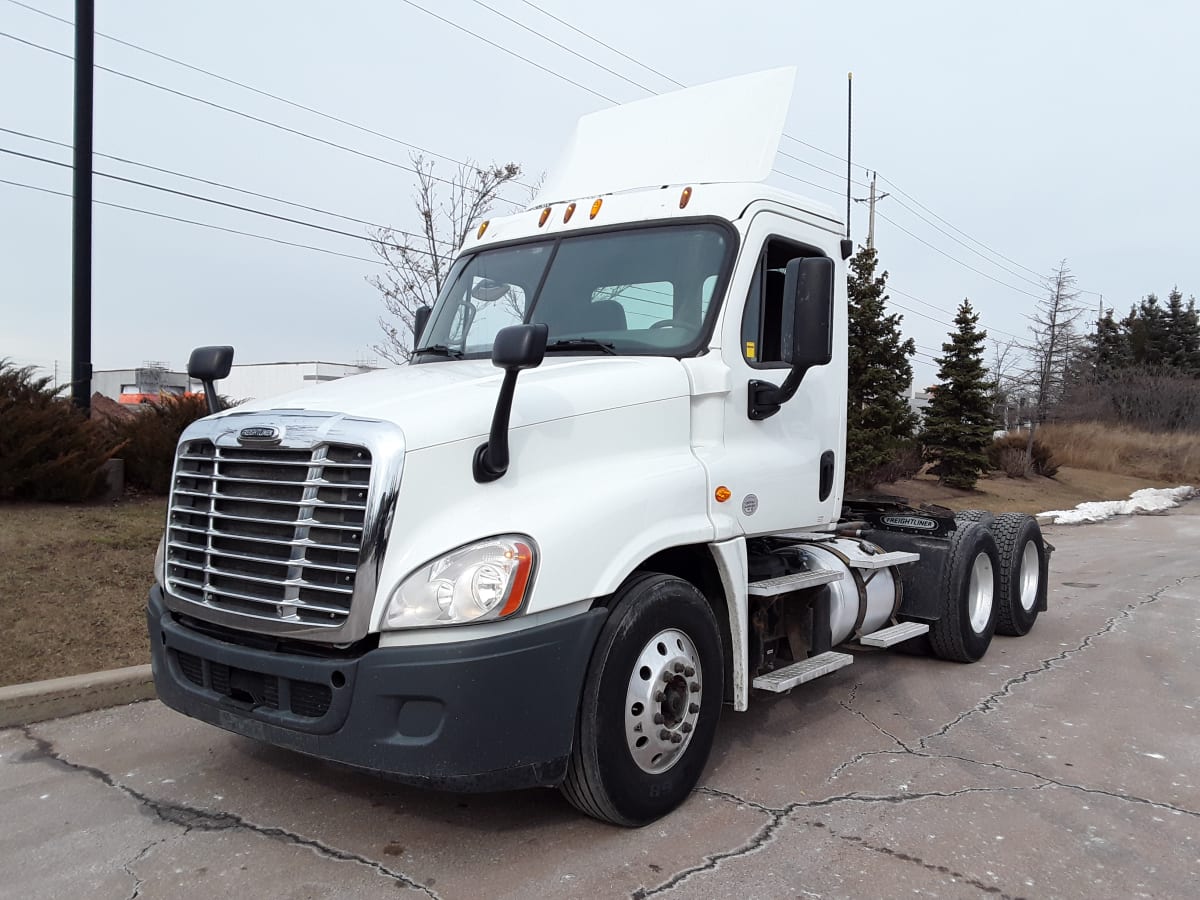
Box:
left=238, top=425, right=283, bottom=445
left=881, top=515, right=937, bottom=531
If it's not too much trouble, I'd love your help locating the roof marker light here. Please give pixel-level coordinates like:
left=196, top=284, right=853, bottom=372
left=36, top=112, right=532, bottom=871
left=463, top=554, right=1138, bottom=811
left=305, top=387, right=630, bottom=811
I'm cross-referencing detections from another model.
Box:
left=563, top=202, right=576, bottom=223
left=538, top=207, right=552, bottom=227
left=589, top=198, right=603, bottom=219
left=679, top=186, right=693, bottom=209
left=477, top=220, right=489, bottom=239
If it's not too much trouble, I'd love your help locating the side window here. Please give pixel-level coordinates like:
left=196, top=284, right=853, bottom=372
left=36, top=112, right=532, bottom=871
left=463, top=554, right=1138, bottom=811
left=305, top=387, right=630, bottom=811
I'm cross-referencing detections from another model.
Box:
left=591, top=282, right=675, bottom=329
left=741, top=237, right=821, bottom=367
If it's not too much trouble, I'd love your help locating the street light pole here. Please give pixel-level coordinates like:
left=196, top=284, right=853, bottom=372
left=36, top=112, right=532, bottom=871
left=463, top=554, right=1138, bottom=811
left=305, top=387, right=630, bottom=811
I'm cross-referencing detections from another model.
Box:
left=71, top=0, right=94, bottom=410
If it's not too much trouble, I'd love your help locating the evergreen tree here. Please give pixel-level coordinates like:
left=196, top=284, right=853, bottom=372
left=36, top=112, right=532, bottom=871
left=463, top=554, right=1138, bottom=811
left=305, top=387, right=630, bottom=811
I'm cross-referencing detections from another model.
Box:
left=846, top=245, right=918, bottom=486
left=1088, top=308, right=1131, bottom=380
left=1164, top=288, right=1200, bottom=373
left=1124, top=293, right=1169, bottom=366
left=922, top=300, right=994, bottom=490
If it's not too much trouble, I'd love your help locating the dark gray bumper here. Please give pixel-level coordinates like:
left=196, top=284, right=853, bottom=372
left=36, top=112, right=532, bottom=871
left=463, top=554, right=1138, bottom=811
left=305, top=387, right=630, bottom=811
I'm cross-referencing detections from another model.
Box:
left=148, top=586, right=606, bottom=791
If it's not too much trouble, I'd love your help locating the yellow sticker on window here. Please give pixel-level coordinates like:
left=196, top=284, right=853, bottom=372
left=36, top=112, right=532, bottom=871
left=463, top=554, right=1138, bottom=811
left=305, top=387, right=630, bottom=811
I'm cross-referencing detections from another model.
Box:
left=745, top=341, right=756, bottom=359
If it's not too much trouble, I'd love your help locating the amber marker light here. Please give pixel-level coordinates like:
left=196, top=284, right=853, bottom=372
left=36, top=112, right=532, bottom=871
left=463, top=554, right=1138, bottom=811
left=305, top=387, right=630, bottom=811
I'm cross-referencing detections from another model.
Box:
left=715, top=486, right=732, bottom=503
left=563, top=202, right=576, bottom=223
left=499, top=542, right=535, bottom=617
left=538, top=207, right=552, bottom=227
left=476, top=220, right=489, bottom=239
left=589, top=198, right=603, bottom=219
left=679, top=186, right=693, bottom=209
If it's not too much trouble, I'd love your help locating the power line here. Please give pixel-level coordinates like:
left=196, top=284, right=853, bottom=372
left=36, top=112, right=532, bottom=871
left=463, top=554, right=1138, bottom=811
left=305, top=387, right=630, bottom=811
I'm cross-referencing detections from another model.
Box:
left=0, top=144, right=454, bottom=260
left=875, top=209, right=1043, bottom=300
left=2, top=0, right=535, bottom=196
left=0, top=29, right=527, bottom=209
left=0, top=176, right=385, bottom=265
left=0, top=128, right=458, bottom=251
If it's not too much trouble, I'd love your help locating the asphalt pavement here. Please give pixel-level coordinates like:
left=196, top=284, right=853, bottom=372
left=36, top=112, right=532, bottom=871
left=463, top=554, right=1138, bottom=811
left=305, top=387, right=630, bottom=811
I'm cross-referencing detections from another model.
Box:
left=2, top=503, right=1197, bottom=899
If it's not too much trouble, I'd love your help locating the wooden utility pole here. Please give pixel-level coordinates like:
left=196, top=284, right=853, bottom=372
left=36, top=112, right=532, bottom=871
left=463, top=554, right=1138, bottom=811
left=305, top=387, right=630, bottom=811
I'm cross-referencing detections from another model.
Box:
left=71, top=0, right=94, bottom=410
left=854, top=171, right=889, bottom=249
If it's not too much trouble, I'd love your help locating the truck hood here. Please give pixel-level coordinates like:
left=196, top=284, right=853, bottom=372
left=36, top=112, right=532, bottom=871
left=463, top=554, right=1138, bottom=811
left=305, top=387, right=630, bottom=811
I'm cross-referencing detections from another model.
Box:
left=224, top=356, right=692, bottom=450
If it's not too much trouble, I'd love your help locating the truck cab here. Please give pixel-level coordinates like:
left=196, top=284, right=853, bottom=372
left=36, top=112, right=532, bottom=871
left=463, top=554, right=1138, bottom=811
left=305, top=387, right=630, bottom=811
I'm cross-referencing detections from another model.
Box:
left=148, top=70, right=1049, bottom=825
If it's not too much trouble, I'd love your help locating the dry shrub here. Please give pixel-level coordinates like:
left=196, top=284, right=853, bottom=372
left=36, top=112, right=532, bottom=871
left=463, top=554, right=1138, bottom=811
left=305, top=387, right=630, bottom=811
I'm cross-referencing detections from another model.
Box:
left=1038, top=422, right=1200, bottom=483
left=997, top=447, right=1032, bottom=478
left=867, top=440, right=924, bottom=486
left=106, top=393, right=213, bottom=493
left=1060, top=369, right=1200, bottom=433
left=988, top=433, right=1059, bottom=478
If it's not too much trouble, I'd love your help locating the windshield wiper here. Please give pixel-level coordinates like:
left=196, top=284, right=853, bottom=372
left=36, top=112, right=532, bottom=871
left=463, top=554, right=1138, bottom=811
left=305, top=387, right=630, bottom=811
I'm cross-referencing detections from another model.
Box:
left=544, top=338, right=617, bottom=355
left=415, top=344, right=464, bottom=359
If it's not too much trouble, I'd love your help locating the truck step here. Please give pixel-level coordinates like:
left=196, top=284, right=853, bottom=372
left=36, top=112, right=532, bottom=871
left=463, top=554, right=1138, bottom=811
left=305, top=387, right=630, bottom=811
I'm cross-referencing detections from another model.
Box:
left=747, top=569, right=842, bottom=597
left=859, top=621, right=930, bottom=648
left=844, top=550, right=920, bottom=570
left=751, top=651, right=854, bottom=693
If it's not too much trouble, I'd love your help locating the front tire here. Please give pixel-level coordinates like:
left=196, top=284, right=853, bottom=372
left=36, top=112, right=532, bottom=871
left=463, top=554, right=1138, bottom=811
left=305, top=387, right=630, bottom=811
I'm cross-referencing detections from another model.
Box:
left=561, top=572, right=723, bottom=826
left=929, top=522, right=1001, bottom=662
left=991, top=513, right=1048, bottom=636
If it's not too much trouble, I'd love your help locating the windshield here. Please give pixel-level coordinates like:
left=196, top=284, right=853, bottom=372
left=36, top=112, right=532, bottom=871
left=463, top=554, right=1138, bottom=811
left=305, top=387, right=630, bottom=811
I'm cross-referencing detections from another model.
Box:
left=418, top=224, right=732, bottom=359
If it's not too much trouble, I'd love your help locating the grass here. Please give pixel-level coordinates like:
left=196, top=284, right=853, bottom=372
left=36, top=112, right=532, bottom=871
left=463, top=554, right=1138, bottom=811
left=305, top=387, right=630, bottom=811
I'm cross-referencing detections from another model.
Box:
left=1038, top=422, right=1200, bottom=484
left=0, top=496, right=164, bottom=686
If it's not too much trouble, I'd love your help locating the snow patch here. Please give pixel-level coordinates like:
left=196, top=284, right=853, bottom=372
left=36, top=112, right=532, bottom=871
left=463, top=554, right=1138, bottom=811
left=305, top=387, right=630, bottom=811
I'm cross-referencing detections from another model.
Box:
left=1037, top=486, right=1196, bottom=525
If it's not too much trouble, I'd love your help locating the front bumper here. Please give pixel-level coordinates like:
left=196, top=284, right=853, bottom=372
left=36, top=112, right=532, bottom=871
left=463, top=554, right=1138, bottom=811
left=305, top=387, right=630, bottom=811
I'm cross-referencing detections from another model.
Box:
left=148, top=586, right=606, bottom=791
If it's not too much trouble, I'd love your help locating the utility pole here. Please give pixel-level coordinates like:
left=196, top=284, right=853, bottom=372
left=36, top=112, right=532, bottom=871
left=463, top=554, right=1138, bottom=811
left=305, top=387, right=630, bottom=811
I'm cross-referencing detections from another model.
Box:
left=71, top=0, right=95, bottom=411
left=853, top=170, right=889, bottom=249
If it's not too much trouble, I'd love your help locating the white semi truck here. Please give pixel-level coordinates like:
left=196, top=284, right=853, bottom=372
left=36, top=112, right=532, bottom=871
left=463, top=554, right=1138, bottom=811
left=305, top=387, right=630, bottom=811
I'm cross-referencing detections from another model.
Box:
left=148, top=70, right=1050, bottom=826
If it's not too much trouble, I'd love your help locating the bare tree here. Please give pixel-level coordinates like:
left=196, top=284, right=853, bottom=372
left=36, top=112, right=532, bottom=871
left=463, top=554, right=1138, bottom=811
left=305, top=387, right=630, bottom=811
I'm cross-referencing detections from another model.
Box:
left=1021, top=260, right=1084, bottom=457
left=368, top=154, right=523, bottom=363
left=989, top=336, right=1021, bottom=430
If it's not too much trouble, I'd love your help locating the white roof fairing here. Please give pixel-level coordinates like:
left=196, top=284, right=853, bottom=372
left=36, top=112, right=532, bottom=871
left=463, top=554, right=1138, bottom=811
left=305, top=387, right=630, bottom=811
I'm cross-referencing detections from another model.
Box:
left=536, top=67, right=797, bottom=205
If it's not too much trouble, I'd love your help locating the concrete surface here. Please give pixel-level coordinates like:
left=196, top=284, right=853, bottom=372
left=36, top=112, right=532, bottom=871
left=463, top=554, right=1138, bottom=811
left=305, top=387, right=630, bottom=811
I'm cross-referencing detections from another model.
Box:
left=1, top=504, right=1197, bottom=899
left=0, top=664, right=154, bottom=728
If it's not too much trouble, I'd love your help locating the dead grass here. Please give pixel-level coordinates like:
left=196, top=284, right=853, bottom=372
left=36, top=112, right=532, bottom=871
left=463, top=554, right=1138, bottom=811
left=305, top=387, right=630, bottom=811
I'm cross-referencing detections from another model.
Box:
left=886, top=466, right=1173, bottom=516
left=0, top=496, right=163, bottom=686
left=1038, top=422, right=1200, bottom=484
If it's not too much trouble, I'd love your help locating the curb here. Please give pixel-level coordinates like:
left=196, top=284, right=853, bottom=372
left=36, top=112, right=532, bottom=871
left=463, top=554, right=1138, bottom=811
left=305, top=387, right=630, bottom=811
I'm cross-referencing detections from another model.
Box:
left=0, top=665, right=156, bottom=728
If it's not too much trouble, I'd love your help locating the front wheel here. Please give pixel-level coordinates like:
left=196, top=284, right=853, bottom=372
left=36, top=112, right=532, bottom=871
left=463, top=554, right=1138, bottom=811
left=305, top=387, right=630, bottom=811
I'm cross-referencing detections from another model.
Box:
left=560, top=572, right=723, bottom=826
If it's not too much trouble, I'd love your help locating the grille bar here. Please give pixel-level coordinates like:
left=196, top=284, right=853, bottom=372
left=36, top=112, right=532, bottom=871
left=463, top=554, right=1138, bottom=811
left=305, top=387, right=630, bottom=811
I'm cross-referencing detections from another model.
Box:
left=165, top=438, right=373, bottom=629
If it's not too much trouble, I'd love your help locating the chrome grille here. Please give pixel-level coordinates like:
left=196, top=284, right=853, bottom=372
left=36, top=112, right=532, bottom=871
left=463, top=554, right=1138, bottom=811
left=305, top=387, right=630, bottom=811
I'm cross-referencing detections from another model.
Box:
left=166, top=439, right=373, bottom=629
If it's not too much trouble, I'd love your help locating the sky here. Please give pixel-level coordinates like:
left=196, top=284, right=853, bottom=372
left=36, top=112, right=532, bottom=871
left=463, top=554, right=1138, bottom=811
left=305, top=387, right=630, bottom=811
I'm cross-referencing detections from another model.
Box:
left=2, top=0, right=1198, bottom=388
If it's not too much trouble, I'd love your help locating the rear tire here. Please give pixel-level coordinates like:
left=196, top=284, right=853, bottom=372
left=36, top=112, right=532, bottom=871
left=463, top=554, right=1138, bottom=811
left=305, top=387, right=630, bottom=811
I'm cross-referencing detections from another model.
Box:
left=991, top=513, right=1048, bottom=636
left=560, top=572, right=723, bottom=826
left=955, top=508, right=995, bottom=527
left=929, top=522, right=1000, bottom=663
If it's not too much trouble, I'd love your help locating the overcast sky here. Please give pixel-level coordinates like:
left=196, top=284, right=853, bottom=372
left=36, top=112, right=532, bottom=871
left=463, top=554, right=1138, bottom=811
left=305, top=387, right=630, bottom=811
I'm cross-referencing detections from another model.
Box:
left=2, top=0, right=1197, bottom=386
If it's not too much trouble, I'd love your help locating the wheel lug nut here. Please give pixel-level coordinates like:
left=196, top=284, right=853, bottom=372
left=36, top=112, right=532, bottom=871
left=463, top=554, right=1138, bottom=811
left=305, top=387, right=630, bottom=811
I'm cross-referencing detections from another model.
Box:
left=681, top=722, right=693, bottom=733
left=659, top=729, right=672, bottom=740
left=654, top=691, right=665, bottom=702
left=684, top=666, right=695, bottom=677
left=670, top=732, right=683, bottom=743
left=689, top=702, right=700, bottom=713
left=662, top=671, right=673, bottom=683
left=690, top=682, right=700, bottom=692
left=653, top=713, right=664, bottom=724
left=673, top=662, right=685, bottom=673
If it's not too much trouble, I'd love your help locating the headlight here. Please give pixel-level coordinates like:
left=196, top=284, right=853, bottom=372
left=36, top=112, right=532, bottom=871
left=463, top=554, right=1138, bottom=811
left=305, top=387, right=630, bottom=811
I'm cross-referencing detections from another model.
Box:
left=154, top=534, right=166, bottom=587
left=382, top=536, right=536, bottom=629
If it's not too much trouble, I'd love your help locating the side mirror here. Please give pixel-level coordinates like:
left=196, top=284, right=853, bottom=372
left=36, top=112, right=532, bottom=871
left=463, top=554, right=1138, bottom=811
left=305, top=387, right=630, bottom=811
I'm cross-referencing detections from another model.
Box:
left=780, top=256, right=834, bottom=370
left=748, top=256, right=834, bottom=420
left=187, top=345, right=234, bottom=415
left=413, top=305, right=432, bottom=346
left=474, top=324, right=549, bottom=483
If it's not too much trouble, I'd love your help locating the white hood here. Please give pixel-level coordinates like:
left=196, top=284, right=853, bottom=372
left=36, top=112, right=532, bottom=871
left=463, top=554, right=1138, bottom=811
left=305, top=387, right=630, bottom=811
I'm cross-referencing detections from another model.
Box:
left=224, top=356, right=692, bottom=450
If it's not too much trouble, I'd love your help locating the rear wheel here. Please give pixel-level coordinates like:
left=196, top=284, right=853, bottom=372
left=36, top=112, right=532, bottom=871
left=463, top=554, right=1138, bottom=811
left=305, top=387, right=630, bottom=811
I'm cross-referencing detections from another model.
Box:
left=955, top=508, right=995, bottom=527
left=929, top=522, right=1001, bottom=662
left=561, top=573, right=723, bottom=826
left=991, top=513, right=1048, bottom=636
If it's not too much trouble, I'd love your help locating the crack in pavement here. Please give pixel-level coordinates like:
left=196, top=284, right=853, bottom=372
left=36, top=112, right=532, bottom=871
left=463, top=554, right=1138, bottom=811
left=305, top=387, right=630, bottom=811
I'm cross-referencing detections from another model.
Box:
left=16, top=726, right=441, bottom=899
left=918, top=573, right=1200, bottom=749
left=123, top=835, right=169, bottom=900
left=636, top=783, right=1047, bottom=898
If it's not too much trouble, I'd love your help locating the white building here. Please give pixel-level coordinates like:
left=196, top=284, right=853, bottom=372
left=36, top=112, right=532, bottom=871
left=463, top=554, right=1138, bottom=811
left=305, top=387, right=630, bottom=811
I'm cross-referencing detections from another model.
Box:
left=93, top=361, right=381, bottom=405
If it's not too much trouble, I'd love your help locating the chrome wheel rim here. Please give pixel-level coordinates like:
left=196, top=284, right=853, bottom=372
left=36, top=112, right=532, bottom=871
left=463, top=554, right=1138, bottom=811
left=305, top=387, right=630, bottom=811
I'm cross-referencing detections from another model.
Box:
left=968, top=552, right=995, bottom=634
left=625, top=628, right=702, bottom=774
left=1019, top=540, right=1040, bottom=611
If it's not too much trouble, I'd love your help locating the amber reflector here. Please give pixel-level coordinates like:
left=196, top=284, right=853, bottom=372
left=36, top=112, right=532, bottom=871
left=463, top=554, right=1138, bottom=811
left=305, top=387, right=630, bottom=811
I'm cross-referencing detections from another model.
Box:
left=679, top=186, right=693, bottom=209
